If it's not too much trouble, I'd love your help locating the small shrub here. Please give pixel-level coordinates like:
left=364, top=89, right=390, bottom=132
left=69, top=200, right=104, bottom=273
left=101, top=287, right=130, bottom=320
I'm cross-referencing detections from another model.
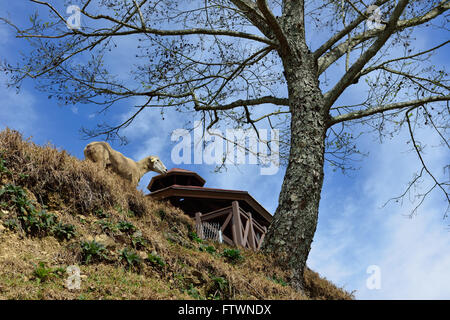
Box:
left=33, top=262, right=54, bottom=283
left=32, top=262, right=65, bottom=284
left=212, top=276, right=228, bottom=290
left=188, top=231, right=203, bottom=243
left=0, top=184, right=59, bottom=237
left=96, top=219, right=118, bottom=234
left=222, top=248, right=244, bottom=264
left=208, top=276, right=230, bottom=299
left=120, top=248, right=142, bottom=271
left=185, top=284, right=204, bottom=300
left=18, top=209, right=57, bottom=237
left=131, top=232, right=147, bottom=250
left=93, top=208, right=110, bottom=219
left=199, top=244, right=217, bottom=255
left=0, top=154, right=11, bottom=174
left=53, top=223, right=76, bottom=241
left=0, top=184, right=31, bottom=213
left=146, top=252, right=165, bottom=268
left=270, top=275, right=287, bottom=286
left=80, top=240, right=108, bottom=264
left=3, top=218, right=19, bottom=230
left=116, top=220, right=136, bottom=234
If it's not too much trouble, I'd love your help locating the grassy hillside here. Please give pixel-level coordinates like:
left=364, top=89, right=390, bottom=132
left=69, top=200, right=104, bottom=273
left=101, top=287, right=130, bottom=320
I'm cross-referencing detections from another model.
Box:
left=0, top=128, right=353, bottom=300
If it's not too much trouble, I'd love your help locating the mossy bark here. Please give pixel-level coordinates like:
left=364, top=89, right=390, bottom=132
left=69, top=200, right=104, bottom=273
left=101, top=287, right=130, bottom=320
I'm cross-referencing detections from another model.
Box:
left=262, top=0, right=328, bottom=292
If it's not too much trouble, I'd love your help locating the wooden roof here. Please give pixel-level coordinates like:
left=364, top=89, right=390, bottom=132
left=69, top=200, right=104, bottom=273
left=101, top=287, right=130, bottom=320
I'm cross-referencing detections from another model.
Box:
left=148, top=184, right=272, bottom=225
left=147, top=168, right=205, bottom=192
left=146, top=169, right=273, bottom=226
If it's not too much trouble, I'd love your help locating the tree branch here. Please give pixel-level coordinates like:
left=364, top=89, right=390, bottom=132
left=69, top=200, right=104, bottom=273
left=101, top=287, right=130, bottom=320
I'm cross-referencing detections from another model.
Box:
left=318, top=0, right=450, bottom=75
left=131, top=0, right=147, bottom=29
left=314, top=0, right=389, bottom=60
left=323, top=0, right=410, bottom=110
left=405, top=107, right=450, bottom=216
left=194, top=95, right=289, bottom=111
left=359, top=40, right=450, bottom=77
left=329, top=95, right=450, bottom=126
left=28, top=0, right=276, bottom=46
left=256, top=0, right=290, bottom=55
left=229, top=0, right=275, bottom=39
left=368, top=66, right=450, bottom=91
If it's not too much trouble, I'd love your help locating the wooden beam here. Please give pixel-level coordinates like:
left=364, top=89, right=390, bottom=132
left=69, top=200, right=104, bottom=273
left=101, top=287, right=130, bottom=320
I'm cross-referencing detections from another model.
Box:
left=201, top=207, right=233, bottom=221
left=248, top=212, right=257, bottom=250
left=231, top=201, right=244, bottom=247
left=221, top=213, right=233, bottom=232
left=222, top=234, right=234, bottom=246
left=242, top=219, right=250, bottom=248
left=257, top=226, right=267, bottom=250
left=195, top=212, right=203, bottom=239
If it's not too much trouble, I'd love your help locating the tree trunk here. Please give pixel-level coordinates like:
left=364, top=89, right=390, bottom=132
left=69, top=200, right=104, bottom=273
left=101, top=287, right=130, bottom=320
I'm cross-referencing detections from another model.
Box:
left=261, top=48, right=327, bottom=291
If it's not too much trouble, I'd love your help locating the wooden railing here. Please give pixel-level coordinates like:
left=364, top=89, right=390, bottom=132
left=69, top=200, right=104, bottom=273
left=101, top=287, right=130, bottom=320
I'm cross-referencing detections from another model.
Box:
left=195, top=201, right=267, bottom=251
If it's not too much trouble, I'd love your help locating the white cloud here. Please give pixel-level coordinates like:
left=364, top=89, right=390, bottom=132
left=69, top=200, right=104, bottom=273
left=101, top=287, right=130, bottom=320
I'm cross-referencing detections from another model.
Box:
left=0, top=17, right=38, bottom=134
left=309, top=124, right=450, bottom=299
left=0, top=24, right=10, bottom=46
left=369, top=209, right=450, bottom=299
left=0, top=83, right=37, bottom=133
left=71, top=106, right=79, bottom=114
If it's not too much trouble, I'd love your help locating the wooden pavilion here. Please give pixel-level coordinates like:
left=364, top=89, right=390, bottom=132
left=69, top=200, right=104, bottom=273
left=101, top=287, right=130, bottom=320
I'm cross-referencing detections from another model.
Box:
left=147, top=168, right=272, bottom=250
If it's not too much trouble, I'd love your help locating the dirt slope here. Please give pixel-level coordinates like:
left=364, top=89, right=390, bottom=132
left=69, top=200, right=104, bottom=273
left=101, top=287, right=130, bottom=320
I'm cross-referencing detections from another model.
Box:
left=0, top=128, right=353, bottom=300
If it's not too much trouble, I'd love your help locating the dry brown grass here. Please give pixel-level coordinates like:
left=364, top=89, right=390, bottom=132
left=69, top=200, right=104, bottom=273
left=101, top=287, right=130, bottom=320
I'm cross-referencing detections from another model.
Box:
left=0, top=128, right=353, bottom=300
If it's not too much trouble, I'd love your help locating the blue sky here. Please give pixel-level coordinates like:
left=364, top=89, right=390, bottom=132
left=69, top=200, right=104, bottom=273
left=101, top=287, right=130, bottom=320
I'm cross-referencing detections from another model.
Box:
left=1, top=1, right=449, bottom=299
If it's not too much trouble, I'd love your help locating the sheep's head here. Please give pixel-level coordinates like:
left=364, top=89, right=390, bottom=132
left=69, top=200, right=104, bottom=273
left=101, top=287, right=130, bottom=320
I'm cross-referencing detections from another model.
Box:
left=147, top=156, right=168, bottom=174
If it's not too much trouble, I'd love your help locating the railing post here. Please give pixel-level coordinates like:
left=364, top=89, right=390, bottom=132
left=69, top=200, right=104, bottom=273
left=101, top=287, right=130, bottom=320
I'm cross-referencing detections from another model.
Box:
left=231, top=201, right=243, bottom=247
left=195, top=212, right=203, bottom=239
left=248, top=212, right=257, bottom=250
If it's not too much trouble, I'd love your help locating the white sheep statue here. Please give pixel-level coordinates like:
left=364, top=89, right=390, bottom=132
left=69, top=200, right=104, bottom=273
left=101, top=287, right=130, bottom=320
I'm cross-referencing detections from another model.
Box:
left=84, top=141, right=168, bottom=187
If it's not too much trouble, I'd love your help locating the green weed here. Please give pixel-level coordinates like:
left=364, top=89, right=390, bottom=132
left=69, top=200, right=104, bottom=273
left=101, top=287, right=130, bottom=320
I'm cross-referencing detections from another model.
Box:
left=188, top=231, right=203, bottom=243
left=0, top=154, right=11, bottom=175
left=116, top=220, right=136, bottom=234
left=131, top=232, right=147, bottom=250
left=147, top=252, right=166, bottom=268
left=222, top=248, right=244, bottom=264
left=270, top=275, right=287, bottom=286
left=208, top=276, right=230, bottom=299
left=156, top=209, right=166, bottom=220
left=32, top=262, right=65, bottom=284
left=96, top=219, right=118, bottom=233
left=185, top=284, right=204, bottom=300
left=120, top=248, right=142, bottom=271
left=80, top=240, right=108, bottom=264
left=93, top=208, right=110, bottom=219
left=199, top=244, right=217, bottom=255
left=53, top=222, right=76, bottom=241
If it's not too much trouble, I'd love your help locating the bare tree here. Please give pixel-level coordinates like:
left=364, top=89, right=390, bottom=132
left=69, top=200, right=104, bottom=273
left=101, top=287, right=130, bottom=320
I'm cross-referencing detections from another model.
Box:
left=1, top=0, right=449, bottom=291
